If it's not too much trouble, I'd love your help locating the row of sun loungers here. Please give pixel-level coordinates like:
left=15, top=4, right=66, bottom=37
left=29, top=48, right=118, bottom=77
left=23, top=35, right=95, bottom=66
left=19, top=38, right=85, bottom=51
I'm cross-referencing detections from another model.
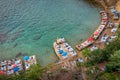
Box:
left=90, top=22, right=119, bottom=51
left=0, top=55, right=37, bottom=75
left=94, top=11, right=108, bottom=39
left=93, top=25, right=105, bottom=39
left=53, top=37, right=77, bottom=60
left=90, top=34, right=117, bottom=52
left=76, top=37, right=94, bottom=50
left=76, top=11, right=108, bottom=51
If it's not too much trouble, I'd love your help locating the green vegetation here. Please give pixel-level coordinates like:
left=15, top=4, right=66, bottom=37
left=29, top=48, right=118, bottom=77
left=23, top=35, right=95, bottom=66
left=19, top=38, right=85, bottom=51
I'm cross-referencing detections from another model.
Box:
left=0, top=63, right=46, bottom=80
left=1, top=23, right=120, bottom=80
left=84, top=27, right=120, bottom=80
left=106, top=50, right=120, bottom=72
left=0, top=74, right=8, bottom=80
left=97, top=72, right=120, bottom=80
left=82, top=48, right=92, bottom=57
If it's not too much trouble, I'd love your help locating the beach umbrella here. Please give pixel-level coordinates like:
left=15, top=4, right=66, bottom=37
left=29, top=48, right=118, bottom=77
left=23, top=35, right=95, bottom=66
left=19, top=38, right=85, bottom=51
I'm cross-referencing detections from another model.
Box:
left=58, top=49, right=63, bottom=54
left=88, top=37, right=94, bottom=42
left=102, top=18, right=108, bottom=21
left=0, top=71, right=5, bottom=75
left=13, top=67, right=19, bottom=72
left=78, top=58, right=83, bottom=62
left=24, top=56, right=29, bottom=60
left=62, top=52, right=67, bottom=56
left=94, top=31, right=99, bottom=36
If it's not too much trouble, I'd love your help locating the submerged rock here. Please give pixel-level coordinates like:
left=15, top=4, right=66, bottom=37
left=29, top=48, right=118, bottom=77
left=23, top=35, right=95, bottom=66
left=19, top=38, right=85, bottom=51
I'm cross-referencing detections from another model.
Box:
left=0, top=32, right=8, bottom=44
left=15, top=52, right=28, bottom=58
left=33, top=35, right=41, bottom=40
left=13, top=43, right=18, bottom=48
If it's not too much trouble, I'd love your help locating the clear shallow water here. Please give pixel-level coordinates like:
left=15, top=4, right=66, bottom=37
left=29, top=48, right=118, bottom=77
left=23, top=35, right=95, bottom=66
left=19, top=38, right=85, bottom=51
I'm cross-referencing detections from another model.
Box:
left=0, top=0, right=100, bottom=65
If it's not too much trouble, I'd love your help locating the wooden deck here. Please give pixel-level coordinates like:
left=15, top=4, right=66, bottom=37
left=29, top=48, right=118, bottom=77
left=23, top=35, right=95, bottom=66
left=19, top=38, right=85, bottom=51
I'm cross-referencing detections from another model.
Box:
left=53, top=38, right=77, bottom=61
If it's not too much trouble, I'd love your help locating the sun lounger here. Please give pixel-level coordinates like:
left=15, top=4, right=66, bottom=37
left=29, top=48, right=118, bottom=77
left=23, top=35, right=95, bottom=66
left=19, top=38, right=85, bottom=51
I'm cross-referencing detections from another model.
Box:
left=111, top=35, right=117, bottom=39
left=62, top=56, right=67, bottom=59
left=70, top=51, right=77, bottom=56
left=108, top=35, right=117, bottom=42
left=68, top=47, right=74, bottom=52
left=7, top=64, right=12, bottom=70
left=1, top=60, right=7, bottom=66
left=25, top=64, right=30, bottom=70
left=77, top=58, right=83, bottom=62
left=114, top=23, right=119, bottom=27
left=108, top=22, right=113, bottom=28
left=101, top=35, right=109, bottom=42
left=111, top=28, right=118, bottom=33
left=1, top=65, right=7, bottom=71
left=90, top=45, right=98, bottom=51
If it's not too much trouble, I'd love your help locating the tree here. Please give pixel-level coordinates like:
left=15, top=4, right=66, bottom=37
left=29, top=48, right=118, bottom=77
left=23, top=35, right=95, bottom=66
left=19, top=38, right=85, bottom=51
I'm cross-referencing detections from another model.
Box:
left=106, top=50, right=120, bottom=72
left=82, top=48, right=92, bottom=57
left=9, top=63, right=47, bottom=80
left=118, top=23, right=120, bottom=28
left=105, top=39, right=120, bottom=53
left=117, top=25, right=120, bottom=38
left=10, top=71, right=27, bottom=80
left=86, top=49, right=107, bottom=65
left=97, top=72, right=120, bottom=80
left=25, top=64, right=47, bottom=80
left=0, top=74, right=8, bottom=80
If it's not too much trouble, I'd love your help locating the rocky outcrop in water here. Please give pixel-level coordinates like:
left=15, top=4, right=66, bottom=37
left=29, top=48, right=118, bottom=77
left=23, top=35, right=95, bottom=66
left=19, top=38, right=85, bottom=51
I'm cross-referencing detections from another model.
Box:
left=13, top=43, right=18, bottom=48
left=0, top=32, right=8, bottom=44
left=15, top=52, right=28, bottom=58
left=0, top=28, right=24, bottom=44
left=33, top=35, right=41, bottom=40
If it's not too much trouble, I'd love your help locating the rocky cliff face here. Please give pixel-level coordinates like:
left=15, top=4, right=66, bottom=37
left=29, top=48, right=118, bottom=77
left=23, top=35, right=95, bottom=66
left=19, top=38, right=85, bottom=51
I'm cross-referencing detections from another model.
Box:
left=103, top=0, right=117, bottom=7
left=87, top=0, right=117, bottom=7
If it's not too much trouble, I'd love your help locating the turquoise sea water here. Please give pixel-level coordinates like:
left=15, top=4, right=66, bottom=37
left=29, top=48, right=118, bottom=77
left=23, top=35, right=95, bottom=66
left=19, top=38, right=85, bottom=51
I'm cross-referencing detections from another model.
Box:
left=0, top=0, right=100, bottom=65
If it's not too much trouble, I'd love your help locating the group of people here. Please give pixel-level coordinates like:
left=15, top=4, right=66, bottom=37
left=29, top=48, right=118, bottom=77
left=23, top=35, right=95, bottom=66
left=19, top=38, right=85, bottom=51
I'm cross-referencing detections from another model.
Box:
left=0, top=55, right=37, bottom=75
left=0, top=59, right=23, bottom=75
